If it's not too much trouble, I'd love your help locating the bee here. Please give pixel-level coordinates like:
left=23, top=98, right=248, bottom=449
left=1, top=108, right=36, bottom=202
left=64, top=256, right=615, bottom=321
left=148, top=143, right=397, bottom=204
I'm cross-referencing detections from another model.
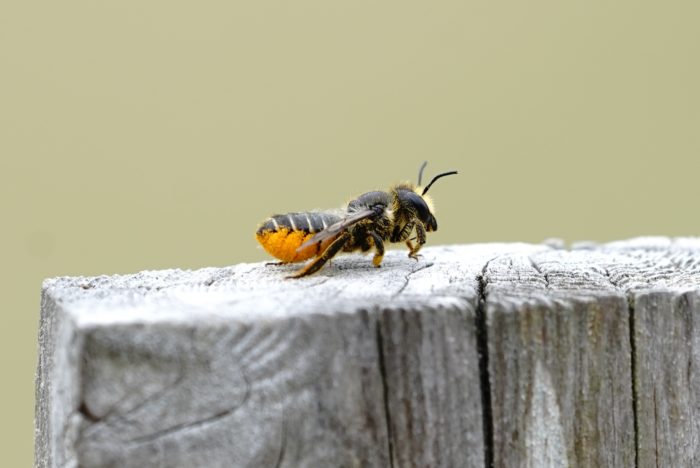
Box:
left=255, top=162, right=458, bottom=278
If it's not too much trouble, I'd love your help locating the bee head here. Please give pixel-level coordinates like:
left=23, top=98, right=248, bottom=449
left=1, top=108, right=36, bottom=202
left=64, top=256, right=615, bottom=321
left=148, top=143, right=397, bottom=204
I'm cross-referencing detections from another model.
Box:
left=399, top=190, right=439, bottom=231
left=405, top=162, right=458, bottom=231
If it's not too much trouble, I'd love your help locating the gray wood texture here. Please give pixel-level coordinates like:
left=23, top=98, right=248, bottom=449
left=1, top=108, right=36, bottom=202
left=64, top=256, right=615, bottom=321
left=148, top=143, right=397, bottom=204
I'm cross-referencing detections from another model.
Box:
left=485, top=248, right=634, bottom=467
left=35, top=238, right=700, bottom=467
left=596, top=238, right=700, bottom=468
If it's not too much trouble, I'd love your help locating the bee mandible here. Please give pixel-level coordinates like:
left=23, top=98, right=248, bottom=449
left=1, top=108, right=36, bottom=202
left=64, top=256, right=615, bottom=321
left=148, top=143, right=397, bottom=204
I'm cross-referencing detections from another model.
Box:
left=255, top=162, right=457, bottom=278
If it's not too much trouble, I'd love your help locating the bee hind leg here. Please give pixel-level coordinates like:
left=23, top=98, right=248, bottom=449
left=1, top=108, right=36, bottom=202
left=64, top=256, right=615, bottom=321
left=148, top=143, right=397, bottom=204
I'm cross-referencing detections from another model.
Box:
left=287, top=232, right=350, bottom=279
left=370, top=232, right=385, bottom=267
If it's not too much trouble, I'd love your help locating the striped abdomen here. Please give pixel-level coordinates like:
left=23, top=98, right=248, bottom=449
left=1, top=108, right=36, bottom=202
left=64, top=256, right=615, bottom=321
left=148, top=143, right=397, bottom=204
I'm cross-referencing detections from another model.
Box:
left=256, top=212, right=342, bottom=262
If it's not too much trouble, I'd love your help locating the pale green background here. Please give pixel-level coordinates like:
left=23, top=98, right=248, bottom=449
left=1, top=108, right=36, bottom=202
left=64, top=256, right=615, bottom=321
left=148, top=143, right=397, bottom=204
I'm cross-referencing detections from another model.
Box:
left=2, top=0, right=698, bottom=465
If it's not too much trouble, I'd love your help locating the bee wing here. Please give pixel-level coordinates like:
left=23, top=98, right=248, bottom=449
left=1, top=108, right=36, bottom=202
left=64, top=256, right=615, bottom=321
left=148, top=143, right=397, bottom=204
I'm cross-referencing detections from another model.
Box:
left=296, top=208, right=376, bottom=252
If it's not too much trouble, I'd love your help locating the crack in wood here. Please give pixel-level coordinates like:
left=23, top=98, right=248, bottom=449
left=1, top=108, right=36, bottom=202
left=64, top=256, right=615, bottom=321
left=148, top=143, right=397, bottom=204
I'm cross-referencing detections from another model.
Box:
left=628, top=293, right=640, bottom=468
left=78, top=402, right=99, bottom=423
left=476, top=258, right=495, bottom=468
left=375, top=319, right=395, bottom=468
left=273, top=418, right=287, bottom=468
left=392, top=262, right=434, bottom=297
left=528, top=255, right=549, bottom=289
left=654, top=385, right=659, bottom=468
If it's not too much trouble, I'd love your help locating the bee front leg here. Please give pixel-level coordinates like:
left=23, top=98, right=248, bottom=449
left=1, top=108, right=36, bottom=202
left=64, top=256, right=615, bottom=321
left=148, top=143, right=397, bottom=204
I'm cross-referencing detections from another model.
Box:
left=406, top=223, right=427, bottom=260
left=391, top=221, right=415, bottom=243
left=369, top=232, right=385, bottom=267
left=287, top=232, right=350, bottom=279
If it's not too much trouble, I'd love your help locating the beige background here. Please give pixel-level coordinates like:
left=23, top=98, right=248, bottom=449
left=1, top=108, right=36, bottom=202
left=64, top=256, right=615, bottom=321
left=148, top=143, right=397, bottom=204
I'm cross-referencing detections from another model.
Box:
left=2, top=1, right=699, bottom=464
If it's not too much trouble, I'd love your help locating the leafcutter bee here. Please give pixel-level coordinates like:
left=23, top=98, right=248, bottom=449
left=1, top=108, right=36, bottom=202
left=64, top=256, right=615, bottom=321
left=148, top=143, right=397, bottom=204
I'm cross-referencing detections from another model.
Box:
left=255, top=162, right=457, bottom=278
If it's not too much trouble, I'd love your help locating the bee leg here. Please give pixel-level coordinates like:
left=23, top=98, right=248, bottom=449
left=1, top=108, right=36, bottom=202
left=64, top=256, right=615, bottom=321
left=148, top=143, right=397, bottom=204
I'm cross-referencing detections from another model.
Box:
left=370, top=232, right=385, bottom=267
left=265, top=261, right=289, bottom=267
left=407, top=224, right=427, bottom=260
left=287, top=232, right=350, bottom=279
left=391, top=221, right=415, bottom=243
left=405, top=241, right=419, bottom=261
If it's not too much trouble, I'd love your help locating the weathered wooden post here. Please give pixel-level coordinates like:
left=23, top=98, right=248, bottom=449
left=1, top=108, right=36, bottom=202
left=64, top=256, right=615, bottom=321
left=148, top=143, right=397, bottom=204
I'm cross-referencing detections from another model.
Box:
left=35, top=238, right=700, bottom=467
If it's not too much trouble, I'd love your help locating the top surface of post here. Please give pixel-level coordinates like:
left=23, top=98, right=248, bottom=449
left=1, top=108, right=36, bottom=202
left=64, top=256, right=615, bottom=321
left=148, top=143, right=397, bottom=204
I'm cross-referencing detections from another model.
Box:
left=42, top=238, right=700, bottom=327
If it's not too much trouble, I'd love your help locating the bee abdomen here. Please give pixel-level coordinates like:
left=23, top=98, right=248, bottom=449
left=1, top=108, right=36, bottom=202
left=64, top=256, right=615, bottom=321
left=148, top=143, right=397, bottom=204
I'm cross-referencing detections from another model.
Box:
left=257, top=212, right=339, bottom=235
left=256, top=212, right=341, bottom=263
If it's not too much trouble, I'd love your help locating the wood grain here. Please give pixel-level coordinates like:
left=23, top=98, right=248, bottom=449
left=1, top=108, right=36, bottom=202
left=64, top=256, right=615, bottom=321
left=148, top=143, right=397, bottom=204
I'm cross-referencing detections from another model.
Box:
left=35, top=239, right=700, bottom=467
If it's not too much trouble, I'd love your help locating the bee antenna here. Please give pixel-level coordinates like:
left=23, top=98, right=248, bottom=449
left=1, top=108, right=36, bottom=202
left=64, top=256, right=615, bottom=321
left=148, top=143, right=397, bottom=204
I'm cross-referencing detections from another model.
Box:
left=422, top=170, right=458, bottom=196
left=417, top=161, right=428, bottom=186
